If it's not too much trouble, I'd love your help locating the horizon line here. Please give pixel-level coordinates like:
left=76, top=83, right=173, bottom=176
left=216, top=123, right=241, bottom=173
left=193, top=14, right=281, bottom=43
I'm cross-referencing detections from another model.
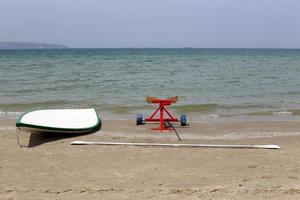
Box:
left=1, top=47, right=300, bottom=50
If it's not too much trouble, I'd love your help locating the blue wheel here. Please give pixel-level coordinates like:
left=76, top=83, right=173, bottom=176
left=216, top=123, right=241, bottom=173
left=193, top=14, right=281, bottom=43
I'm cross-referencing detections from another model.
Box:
left=136, top=114, right=143, bottom=125
left=180, top=114, right=187, bottom=126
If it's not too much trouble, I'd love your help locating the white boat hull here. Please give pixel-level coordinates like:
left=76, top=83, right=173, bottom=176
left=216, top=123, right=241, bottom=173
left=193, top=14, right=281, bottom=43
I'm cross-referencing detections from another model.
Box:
left=16, top=108, right=101, bottom=134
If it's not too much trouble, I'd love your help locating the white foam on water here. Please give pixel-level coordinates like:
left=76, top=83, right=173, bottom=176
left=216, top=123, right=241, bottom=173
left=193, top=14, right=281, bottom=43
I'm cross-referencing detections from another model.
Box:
left=0, top=111, right=23, bottom=119
left=272, top=111, right=293, bottom=115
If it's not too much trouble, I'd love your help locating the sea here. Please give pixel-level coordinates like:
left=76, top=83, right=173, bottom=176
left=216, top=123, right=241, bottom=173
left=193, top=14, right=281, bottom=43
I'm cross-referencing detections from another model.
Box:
left=1, top=48, right=300, bottom=122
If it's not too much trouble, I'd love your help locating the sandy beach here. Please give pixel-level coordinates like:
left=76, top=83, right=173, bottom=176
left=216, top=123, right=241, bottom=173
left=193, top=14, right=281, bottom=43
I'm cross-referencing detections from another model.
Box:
left=0, top=119, right=300, bottom=200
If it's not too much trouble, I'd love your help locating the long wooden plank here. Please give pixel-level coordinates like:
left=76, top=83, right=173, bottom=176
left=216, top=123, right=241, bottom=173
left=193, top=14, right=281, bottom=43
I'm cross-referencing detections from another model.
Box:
left=70, top=141, right=280, bottom=149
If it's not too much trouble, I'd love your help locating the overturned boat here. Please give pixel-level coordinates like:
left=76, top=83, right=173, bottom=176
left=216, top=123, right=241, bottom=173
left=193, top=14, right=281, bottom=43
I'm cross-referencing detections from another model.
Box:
left=16, top=108, right=101, bottom=134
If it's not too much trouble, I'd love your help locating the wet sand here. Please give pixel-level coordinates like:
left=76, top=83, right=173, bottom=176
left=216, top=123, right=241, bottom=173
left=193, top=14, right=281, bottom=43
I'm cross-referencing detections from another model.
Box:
left=1, top=119, right=300, bottom=199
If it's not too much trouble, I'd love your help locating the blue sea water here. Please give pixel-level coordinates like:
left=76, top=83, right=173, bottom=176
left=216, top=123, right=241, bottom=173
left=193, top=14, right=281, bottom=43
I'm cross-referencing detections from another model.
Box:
left=1, top=48, right=300, bottom=121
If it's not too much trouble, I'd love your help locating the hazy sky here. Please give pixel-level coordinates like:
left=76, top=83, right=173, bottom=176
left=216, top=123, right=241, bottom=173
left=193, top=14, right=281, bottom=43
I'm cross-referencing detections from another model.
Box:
left=1, top=0, right=299, bottom=48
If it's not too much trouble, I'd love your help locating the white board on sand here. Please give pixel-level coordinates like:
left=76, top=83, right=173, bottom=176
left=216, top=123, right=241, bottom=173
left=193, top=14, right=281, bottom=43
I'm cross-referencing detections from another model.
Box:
left=16, top=108, right=101, bottom=133
left=70, top=141, right=280, bottom=149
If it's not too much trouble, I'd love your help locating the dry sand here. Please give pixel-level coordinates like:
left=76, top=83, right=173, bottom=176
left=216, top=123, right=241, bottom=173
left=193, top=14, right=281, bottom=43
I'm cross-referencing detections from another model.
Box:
left=1, top=119, right=300, bottom=199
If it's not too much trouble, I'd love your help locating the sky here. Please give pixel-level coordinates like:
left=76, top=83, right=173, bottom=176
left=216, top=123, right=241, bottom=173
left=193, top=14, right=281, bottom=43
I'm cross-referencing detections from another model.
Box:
left=0, top=0, right=300, bottom=48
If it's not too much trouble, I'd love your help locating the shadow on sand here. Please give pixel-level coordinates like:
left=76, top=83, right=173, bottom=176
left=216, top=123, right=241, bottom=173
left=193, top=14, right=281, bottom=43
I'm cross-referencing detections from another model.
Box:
left=25, top=131, right=96, bottom=148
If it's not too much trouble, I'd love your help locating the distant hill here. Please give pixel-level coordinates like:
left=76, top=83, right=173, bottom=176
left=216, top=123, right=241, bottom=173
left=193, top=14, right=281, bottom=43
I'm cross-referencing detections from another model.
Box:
left=0, top=42, right=68, bottom=49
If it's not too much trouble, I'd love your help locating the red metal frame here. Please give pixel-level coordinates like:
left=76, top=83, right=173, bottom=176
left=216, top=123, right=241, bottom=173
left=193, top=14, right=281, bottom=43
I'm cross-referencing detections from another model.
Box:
left=145, top=99, right=179, bottom=131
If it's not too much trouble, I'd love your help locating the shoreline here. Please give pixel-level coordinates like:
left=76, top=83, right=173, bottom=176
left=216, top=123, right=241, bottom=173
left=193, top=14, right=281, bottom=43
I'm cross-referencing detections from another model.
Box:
left=2, top=109, right=300, bottom=121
